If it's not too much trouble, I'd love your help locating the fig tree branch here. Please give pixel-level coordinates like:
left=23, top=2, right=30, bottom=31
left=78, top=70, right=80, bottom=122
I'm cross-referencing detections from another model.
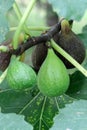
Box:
left=3, top=19, right=71, bottom=55
left=10, top=20, right=62, bottom=55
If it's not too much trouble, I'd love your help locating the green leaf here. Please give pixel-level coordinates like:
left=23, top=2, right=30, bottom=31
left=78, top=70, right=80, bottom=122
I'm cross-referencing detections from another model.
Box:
left=0, top=0, right=15, bottom=42
left=72, top=10, right=87, bottom=34
left=78, top=25, right=87, bottom=47
left=21, top=93, right=73, bottom=130
left=0, top=14, right=9, bottom=43
left=0, top=87, right=73, bottom=130
left=0, top=89, right=33, bottom=113
left=50, top=100, right=87, bottom=130
left=24, top=94, right=59, bottom=130
left=48, top=0, right=87, bottom=20
left=0, top=112, right=33, bottom=130
left=0, top=0, right=15, bottom=14
left=66, top=71, right=87, bottom=100
left=0, top=78, right=9, bottom=90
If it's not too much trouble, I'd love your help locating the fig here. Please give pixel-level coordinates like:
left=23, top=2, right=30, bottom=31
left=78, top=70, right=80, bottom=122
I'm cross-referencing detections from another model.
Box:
left=0, top=52, right=11, bottom=71
left=6, top=56, right=37, bottom=90
left=32, top=43, right=47, bottom=72
left=54, top=19, right=86, bottom=68
left=0, top=40, right=12, bottom=71
left=37, top=48, right=70, bottom=97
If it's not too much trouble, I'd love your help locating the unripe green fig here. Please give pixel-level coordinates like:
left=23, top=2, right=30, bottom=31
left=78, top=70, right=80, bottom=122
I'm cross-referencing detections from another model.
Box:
left=32, top=43, right=47, bottom=72
left=6, top=56, right=37, bottom=90
left=37, top=48, right=70, bottom=97
left=54, top=19, right=86, bottom=68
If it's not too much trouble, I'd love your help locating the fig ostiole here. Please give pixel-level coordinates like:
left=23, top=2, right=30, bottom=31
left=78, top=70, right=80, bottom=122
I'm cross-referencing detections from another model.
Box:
left=37, top=48, right=70, bottom=97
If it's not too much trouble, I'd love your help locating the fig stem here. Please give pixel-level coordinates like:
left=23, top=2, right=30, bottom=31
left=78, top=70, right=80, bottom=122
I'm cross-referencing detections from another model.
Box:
left=0, top=68, right=8, bottom=84
left=0, top=46, right=9, bottom=52
left=13, top=2, right=22, bottom=20
left=12, top=0, right=37, bottom=49
left=51, top=39, right=87, bottom=77
left=10, top=26, right=50, bottom=32
left=13, top=2, right=29, bottom=34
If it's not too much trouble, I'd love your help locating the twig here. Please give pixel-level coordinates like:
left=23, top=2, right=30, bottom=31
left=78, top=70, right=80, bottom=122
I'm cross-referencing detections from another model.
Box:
left=10, top=21, right=61, bottom=55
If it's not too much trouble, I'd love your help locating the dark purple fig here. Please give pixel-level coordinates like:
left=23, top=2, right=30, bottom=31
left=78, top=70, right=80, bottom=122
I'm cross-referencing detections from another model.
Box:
left=0, top=40, right=12, bottom=71
left=0, top=52, right=11, bottom=71
left=54, top=19, right=86, bottom=68
left=32, top=43, right=47, bottom=72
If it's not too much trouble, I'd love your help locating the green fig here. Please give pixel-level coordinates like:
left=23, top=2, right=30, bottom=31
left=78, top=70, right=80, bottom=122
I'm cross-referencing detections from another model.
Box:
left=37, top=48, right=70, bottom=97
left=54, top=19, right=86, bottom=68
left=6, top=56, right=37, bottom=90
